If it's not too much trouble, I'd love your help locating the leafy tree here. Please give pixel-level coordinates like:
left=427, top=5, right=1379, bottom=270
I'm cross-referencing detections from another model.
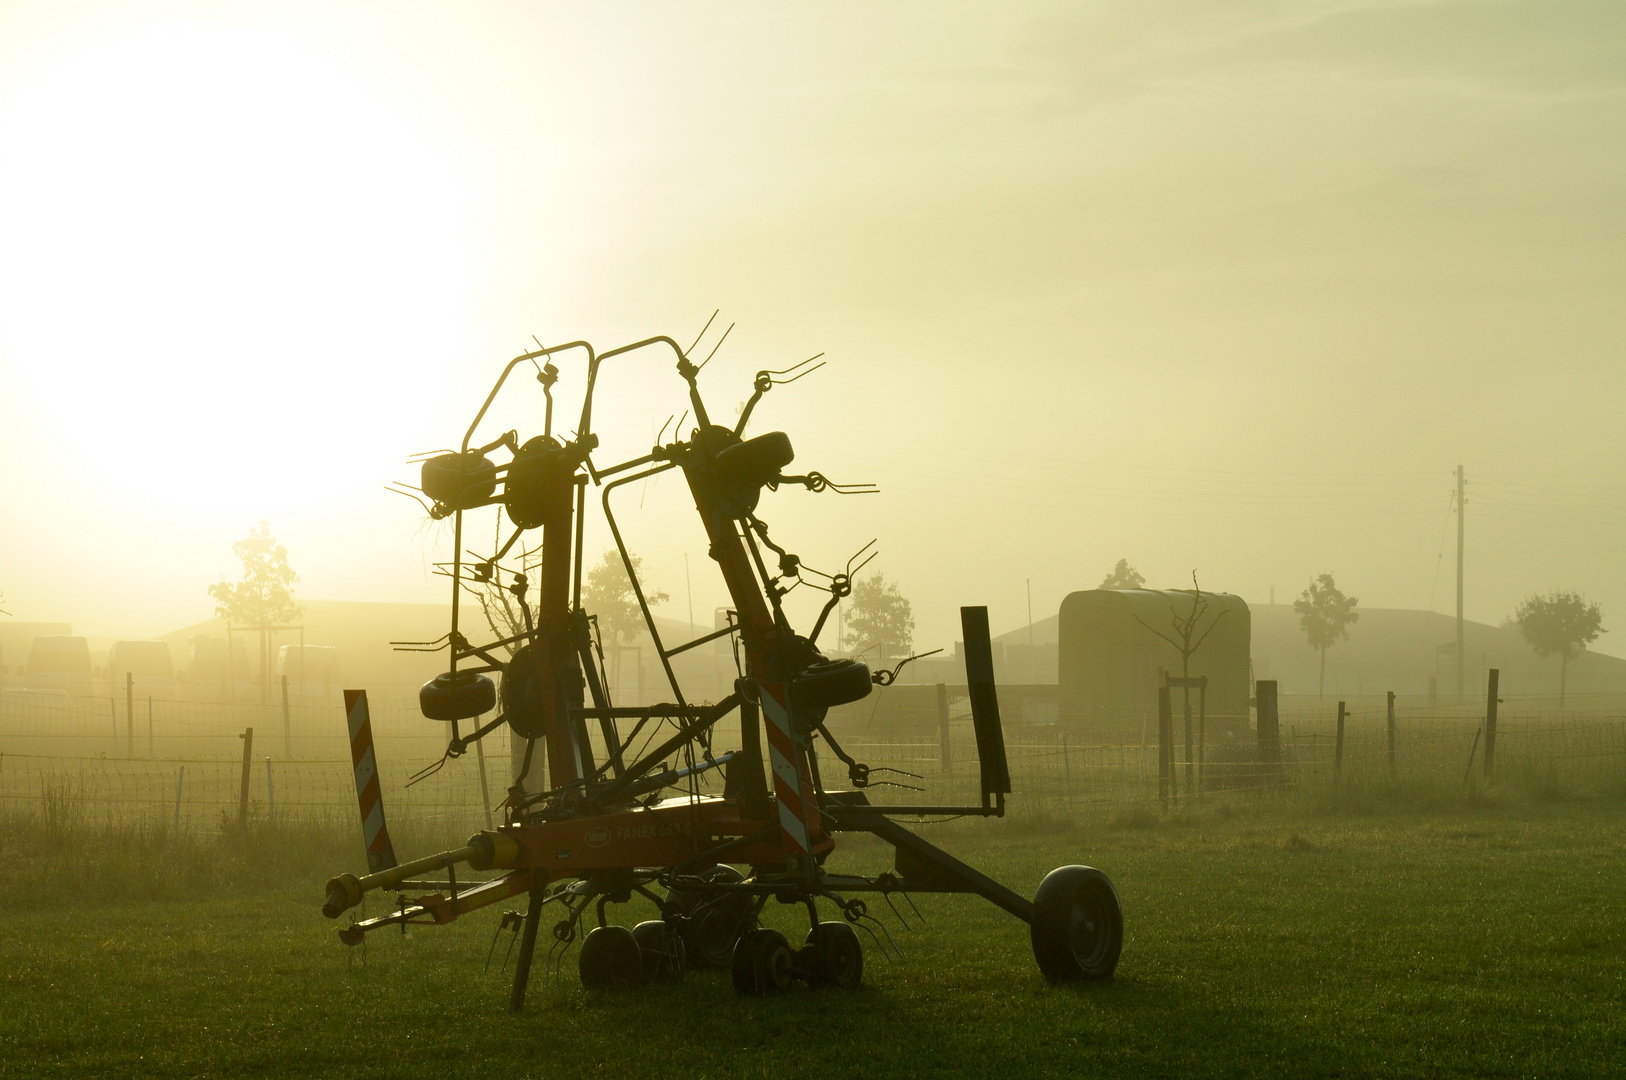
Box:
left=209, top=522, right=303, bottom=629
left=209, top=522, right=302, bottom=699
left=1099, top=558, right=1145, bottom=590
left=846, top=572, right=914, bottom=665
left=582, top=549, right=669, bottom=644
left=1514, top=590, right=1604, bottom=708
left=1294, top=573, right=1359, bottom=699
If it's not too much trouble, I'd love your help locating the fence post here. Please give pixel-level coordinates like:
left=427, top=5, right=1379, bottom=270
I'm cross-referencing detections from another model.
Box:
left=1484, top=668, right=1499, bottom=781
left=475, top=724, right=494, bottom=830
left=1334, top=700, right=1346, bottom=776
left=238, top=727, right=254, bottom=827
left=936, top=683, right=951, bottom=773
left=1062, top=734, right=1073, bottom=811
left=1158, top=683, right=1173, bottom=809
left=265, top=756, right=274, bottom=825
left=1255, top=680, right=1279, bottom=786
left=281, top=674, right=291, bottom=758
left=1119, top=738, right=1128, bottom=810
left=126, top=672, right=134, bottom=758
left=173, top=765, right=185, bottom=837
left=1386, top=691, right=1397, bottom=778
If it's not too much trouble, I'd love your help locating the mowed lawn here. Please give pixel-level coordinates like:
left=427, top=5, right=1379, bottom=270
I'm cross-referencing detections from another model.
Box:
left=2, top=800, right=1623, bottom=1079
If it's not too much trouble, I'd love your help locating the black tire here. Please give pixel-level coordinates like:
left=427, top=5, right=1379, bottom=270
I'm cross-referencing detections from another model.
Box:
left=731, top=927, right=794, bottom=995
left=502, top=642, right=582, bottom=741
left=579, top=925, right=645, bottom=990
left=715, top=431, right=795, bottom=485
left=803, top=921, right=863, bottom=990
left=630, top=920, right=685, bottom=983
left=418, top=671, right=496, bottom=722
left=420, top=451, right=496, bottom=509
left=1030, top=865, right=1122, bottom=982
left=792, top=659, right=872, bottom=711
left=665, top=865, right=752, bottom=969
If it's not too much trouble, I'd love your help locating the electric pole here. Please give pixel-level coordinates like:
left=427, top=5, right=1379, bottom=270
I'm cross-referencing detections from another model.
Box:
left=1463, top=465, right=1476, bottom=699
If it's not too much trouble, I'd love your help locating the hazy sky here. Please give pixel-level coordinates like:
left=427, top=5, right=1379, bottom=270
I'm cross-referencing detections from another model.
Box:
left=1, top=0, right=1622, bottom=656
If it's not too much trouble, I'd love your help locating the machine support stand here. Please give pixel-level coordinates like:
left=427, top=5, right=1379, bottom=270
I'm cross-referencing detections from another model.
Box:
left=509, top=877, right=546, bottom=1014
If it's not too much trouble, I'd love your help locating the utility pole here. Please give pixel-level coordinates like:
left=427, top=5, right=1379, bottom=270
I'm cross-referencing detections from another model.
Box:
left=1455, top=464, right=1465, bottom=699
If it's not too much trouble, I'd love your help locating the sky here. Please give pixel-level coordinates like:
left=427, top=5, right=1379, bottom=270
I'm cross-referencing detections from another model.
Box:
left=0, top=0, right=1622, bottom=655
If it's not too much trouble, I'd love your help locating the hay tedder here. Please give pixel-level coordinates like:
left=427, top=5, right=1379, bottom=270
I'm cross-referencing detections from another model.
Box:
left=321, top=329, right=1123, bottom=1008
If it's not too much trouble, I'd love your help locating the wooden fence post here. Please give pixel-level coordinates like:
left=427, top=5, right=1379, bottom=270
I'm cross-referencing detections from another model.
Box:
left=238, top=727, right=254, bottom=827
left=1255, top=680, right=1279, bottom=786
left=936, top=683, right=951, bottom=773
left=281, top=674, right=291, bottom=758
left=1484, top=668, right=1500, bottom=781
left=1386, top=691, right=1397, bottom=778
left=173, top=765, right=185, bottom=837
left=1158, top=683, right=1173, bottom=810
left=1062, top=734, right=1073, bottom=811
left=126, top=672, right=134, bottom=758
left=1334, top=700, right=1346, bottom=776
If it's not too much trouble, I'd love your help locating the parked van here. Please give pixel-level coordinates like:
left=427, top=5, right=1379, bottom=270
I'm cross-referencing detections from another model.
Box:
left=26, top=636, right=92, bottom=695
left=275, top=644, right=339, bottom=701
left=107, top=640, right=176, bottom=698
left=185, top=636, right=251, bottom=700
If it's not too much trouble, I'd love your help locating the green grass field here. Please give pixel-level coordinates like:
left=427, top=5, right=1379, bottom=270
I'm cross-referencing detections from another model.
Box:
left=2, top=795, right=1624, bottom=1079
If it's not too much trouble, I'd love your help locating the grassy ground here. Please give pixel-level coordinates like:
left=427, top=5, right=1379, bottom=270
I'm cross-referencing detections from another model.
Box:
left=2, top=794, right=1624, bottom=1079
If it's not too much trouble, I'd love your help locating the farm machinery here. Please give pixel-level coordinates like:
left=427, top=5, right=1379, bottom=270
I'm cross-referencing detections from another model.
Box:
left=320, top=328, right=1123, bottom=1008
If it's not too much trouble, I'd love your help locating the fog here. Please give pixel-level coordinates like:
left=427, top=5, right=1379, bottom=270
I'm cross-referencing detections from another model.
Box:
left=1, top=0, right=1622, bottom=656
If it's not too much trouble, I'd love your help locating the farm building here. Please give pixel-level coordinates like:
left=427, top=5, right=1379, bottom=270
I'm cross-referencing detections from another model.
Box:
left=1058, top=589, right=1251, bottom=728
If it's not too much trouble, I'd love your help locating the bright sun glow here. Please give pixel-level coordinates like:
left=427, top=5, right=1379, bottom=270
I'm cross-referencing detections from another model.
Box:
left=0, top=23, right=472, bottom=512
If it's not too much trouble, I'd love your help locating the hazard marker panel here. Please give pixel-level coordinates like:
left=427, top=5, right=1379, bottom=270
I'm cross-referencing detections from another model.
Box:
left=344, top=689, right=398, bottom=874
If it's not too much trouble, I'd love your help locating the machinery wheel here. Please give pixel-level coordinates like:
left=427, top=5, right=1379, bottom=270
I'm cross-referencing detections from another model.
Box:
left=1030, top=865, right=1122, bottom=982
left=419, top=450, right=497, bottom=509
left=417, top=671, right=496, bottom=722
left=792, top=658, right=872, bottom=711
left=630, top=920, right=685, bottom=983
left=803, top=921, right=863, bottom=990
left=731, top=927, right=794, bottom=995
left=579, top=925, right=645, bottom=990
left=665, top=865, right=752, bottom=969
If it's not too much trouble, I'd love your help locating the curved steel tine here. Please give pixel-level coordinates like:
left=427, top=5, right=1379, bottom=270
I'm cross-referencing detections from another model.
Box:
left=883, top=891, right=913, bottom=932
left=903, top=891, right=926, bottom=927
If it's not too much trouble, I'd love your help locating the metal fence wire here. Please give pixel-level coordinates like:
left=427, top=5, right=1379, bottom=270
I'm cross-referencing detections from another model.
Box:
left=3, top=692, right=1623, bottom=831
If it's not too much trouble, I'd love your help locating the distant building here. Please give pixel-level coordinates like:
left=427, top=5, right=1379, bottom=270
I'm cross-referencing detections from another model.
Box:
left=1058, top=589, right=1251, bottom=727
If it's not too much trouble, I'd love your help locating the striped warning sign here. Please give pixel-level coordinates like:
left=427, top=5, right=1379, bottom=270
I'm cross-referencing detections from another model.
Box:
left=344, top=689, right=397, bottom=874
left=757, top=682, right=820, bottom=858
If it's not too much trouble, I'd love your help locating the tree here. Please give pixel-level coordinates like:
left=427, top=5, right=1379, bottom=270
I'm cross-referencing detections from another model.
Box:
left=1099, top=559, right=1145, bottom=590
left=582, top=549, right=669, bottom=645
left=1514, top=590, right=1604, bottom=708
left=208, top=522, right=302, bottom=700
left=1294, top=573, right=1359, bottom=699
left=846, top=572, right=914, bottom=665
left=1134, top=572, right=1226, bottom=795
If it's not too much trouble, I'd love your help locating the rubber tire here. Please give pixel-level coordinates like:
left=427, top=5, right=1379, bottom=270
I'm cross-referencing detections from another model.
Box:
left=714, top=431, right=794, bottom=485
left=731, top=927, right=794, bottom=995
left=1030, top=865, right=1123, bottom=982
left=630, top=920, right=686, bottom=983
left=579, top=925, right=645, bottom=990
left=418, top=671, right=496, bottom=722
left=792, top=659, right=872, bottom=711
left=804, top=921, right=863, bottom=989
left=665, top=865, right=752, bottom=969
left=419, top=451, right=496, bottom=509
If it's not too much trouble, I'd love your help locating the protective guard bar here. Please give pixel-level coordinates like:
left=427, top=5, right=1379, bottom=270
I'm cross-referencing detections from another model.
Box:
left=960, top=606, right=1012, bottom=806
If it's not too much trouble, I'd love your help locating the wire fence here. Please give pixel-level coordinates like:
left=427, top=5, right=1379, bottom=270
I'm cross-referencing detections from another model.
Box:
left=4, top=691, right=1623, bottom=838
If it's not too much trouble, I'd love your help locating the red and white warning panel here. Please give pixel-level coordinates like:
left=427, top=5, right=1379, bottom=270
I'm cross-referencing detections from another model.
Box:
left=344, top=689, right=398, bottom=874
left=757, top=682, right=821, bottom=860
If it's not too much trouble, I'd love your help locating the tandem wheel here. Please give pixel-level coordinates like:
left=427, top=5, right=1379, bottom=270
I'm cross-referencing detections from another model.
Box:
left=731, top=928, right=795, bottom=995
left=579, top=925, right=644, bottom=990
left=1029, top=865, right=1123, bottom=982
